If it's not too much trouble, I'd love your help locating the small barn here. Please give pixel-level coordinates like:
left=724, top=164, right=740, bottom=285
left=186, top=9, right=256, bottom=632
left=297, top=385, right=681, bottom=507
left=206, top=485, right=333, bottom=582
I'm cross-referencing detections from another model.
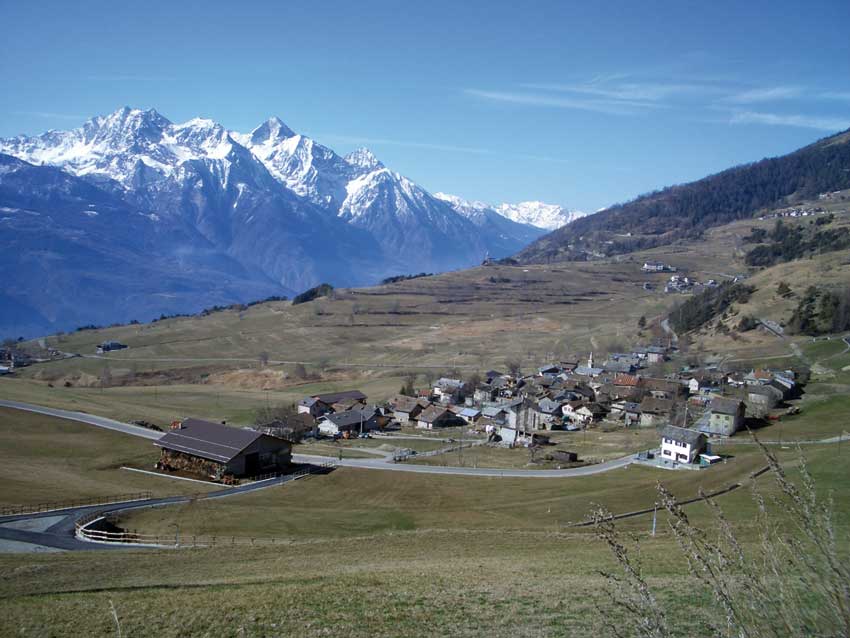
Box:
left=155, top=418, right=291, bottom=479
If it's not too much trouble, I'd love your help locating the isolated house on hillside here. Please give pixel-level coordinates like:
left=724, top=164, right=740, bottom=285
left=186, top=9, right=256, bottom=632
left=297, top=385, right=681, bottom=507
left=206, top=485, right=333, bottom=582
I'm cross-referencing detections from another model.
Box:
left=155, top=418, right=291, bottom=479
left=97, top=340, right=128, bottom=354
left=660, top=425, right=707, bottom=464
left=642, top=261, right=666, bottom=272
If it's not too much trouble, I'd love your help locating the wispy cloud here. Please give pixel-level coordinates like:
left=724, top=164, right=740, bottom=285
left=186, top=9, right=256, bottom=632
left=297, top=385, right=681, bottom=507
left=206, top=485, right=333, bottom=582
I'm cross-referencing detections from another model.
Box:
left=464, top=88, right=657, bottom=115
left=467, top=72, right=850, bottom=135
left=723, top=86, right=803, bottom=104
left=728, top=110, right=850, bottom=132
left=521, top=81, right=720, bottom=103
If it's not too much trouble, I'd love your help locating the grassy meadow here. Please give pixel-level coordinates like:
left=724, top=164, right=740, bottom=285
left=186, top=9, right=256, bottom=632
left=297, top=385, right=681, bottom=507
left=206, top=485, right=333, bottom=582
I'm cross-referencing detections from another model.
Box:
left=0, top=408, right=212, bottom=507
left=1, top=207, right=850, bottom=636
left=0, top=438, right=846, bottom=637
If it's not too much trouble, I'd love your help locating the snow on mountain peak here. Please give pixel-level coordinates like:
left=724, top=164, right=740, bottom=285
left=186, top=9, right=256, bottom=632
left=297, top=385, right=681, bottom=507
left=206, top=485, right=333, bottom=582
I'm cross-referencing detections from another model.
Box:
left=86, top=107, right=171, bottom=143
left=436, top=193, right=588, bottom=231
left=248, top=116, right=296, bottom=146
left=496, top=201, right=587, bottom=231
left=434, top=192, right=490, bottom=215
left=344, top=147, right=383, bottom=171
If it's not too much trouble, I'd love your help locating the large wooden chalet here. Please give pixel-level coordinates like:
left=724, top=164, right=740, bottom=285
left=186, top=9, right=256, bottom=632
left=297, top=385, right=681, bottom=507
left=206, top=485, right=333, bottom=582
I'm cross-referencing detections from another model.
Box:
left=155, top=418, right=292, bottom=480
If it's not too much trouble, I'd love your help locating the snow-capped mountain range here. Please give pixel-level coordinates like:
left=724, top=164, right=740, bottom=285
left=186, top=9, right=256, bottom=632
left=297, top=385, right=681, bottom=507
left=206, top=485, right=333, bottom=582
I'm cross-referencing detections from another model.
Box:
left=0, top=107, right=586, bottom=336
left=434, top=193, right=585, bottom=231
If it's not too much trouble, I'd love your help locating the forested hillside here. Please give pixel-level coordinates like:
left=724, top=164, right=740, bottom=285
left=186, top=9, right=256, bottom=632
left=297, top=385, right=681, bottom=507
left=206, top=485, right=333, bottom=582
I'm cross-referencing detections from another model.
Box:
left=517, top=129, right=850, bottom=263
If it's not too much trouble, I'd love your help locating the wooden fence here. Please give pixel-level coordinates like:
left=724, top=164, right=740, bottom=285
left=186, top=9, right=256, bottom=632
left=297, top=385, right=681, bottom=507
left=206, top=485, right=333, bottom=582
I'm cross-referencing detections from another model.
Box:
left=73, top=461, right=336, bottom=548
left=0, top=492, right=153, bottom=517
left=75, top=520, right=301, bottom=549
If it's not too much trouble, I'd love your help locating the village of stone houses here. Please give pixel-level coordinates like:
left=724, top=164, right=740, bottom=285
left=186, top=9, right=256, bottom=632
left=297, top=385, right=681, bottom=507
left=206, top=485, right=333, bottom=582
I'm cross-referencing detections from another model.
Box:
left=277, top=344, right=799, bottom=472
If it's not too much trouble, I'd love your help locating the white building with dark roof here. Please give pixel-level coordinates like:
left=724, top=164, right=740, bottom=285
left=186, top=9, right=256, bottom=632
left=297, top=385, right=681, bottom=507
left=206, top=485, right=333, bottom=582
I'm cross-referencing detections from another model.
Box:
left=660, top=425, right=707, bottom=464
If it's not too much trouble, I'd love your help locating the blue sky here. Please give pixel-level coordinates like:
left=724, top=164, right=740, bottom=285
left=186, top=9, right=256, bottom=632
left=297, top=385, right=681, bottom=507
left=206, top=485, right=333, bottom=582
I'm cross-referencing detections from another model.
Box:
left=1, top=0, right=849, bottom=211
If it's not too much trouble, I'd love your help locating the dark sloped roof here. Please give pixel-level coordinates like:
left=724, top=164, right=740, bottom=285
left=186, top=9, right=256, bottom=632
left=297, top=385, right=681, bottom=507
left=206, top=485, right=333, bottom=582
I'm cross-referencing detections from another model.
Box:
left=419, top=405, right=450, bottom=423
left=392, top=395, right=423, bottom=413
left=661, top=425, right=706, bottom=446
left=322, top=408, right=377, bottom=428
left=710, top=397, right=744, bottom=415
left=640, top=397, right=674, bottom=415
left=155, top=418, right=261, bottom=463
left=312, top=390, right=367, bottom=404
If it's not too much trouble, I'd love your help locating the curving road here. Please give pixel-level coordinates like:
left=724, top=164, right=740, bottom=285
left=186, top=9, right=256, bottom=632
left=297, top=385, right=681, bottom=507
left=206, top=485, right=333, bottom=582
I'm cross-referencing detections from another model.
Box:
left=0, top=471, right=328, bottom=552
left=293, top=452, right=634, bottom=477
left=0, top=398, right=637, bottom=478
left=0, top=399, right=163, bottom=440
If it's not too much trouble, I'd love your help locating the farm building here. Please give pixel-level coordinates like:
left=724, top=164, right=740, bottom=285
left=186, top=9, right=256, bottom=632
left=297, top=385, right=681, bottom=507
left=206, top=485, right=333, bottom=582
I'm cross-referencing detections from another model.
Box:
left=155, top=418, right=292, bottom=479
left=97, top=340, right=128, bottom=354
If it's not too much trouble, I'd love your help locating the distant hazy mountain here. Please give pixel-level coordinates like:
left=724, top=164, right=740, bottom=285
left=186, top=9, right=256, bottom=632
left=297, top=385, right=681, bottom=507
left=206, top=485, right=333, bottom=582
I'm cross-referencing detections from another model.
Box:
left=517, top=128, right=850, bottom=264
left=496, top=201, right=587, bottom=231
left=0, top=107, right=557, bottom=336
left=435, top=193, right=585, bottom=232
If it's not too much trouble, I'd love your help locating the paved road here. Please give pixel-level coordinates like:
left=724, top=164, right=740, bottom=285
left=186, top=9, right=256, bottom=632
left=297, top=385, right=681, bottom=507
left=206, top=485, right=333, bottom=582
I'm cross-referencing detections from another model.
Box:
left=0, top=472, right=324, bottom=552
left=0, top=399, right=164, bottom=440
left=2, top=399, right=637, bottom=478
left=292, top=452, right=635, bottom=477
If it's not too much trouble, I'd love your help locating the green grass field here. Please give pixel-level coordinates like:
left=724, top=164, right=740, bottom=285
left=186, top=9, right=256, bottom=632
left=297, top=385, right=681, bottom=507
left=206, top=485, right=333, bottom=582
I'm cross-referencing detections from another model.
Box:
left=0, top=439, right=846, bottom=638
left=2, top=209, right=850, bottom=636
left=0, top=408, right=212, bottom=507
